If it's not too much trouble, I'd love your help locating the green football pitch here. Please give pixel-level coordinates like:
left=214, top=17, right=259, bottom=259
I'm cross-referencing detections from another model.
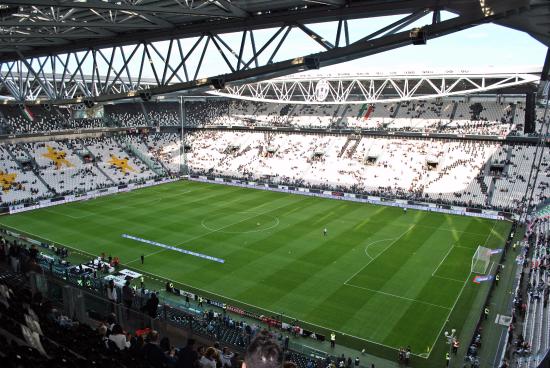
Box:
left=0, top=180, right=510, bottom=358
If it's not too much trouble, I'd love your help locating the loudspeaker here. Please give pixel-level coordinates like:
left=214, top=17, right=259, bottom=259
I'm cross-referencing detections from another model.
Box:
left=140, top=91, right=152, bottom=101
left=211, top=77, right=226, bottom=90
left=43, top=103, right=51, bottom=111
left=538, top=48, right=550, bottom=98
left=304, top=56, right=320, bottom=70
left=525, top=92, right=536, bottom=134
left=410, top=28, right=427, bottom=45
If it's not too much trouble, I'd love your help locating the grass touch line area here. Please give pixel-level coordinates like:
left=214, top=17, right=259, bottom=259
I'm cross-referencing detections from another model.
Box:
left=0, top=180, right=512, bottom=365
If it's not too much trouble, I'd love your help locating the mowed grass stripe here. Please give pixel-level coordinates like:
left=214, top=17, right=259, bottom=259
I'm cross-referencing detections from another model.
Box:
left=0, top=180, right=511, bottom=355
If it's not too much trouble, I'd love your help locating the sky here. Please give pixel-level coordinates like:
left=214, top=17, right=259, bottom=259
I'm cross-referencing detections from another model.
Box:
left=325, top=22, right=548, bottom=74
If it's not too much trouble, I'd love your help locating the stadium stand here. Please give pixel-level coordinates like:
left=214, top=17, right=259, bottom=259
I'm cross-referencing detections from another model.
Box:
left=0, top=99, right=533, bottom=134
left=0, top=99, right=548, bottom=215
left=184, top=130, right=548, bottom=212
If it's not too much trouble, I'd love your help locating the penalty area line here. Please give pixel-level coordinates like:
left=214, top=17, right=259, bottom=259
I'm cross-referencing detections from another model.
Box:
left=343, top=283, right=451, bottom=310
left=432, top=244, right=455, bottom=277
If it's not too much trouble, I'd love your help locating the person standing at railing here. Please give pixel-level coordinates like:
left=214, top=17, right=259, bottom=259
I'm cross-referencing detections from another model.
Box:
left=106, top=279, right=118, bottom=311
left=122, top=280, right=134, bottom=309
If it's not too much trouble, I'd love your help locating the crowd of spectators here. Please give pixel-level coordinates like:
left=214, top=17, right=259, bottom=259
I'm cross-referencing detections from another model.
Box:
left=505, top=218, right=550, bottom=367
left=185, top=130, right=545, bottom=213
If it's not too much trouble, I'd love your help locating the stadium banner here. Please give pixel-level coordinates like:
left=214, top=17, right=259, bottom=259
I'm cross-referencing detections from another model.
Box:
left=118, top=269, right=142, bottom=279
left=178, top=290, right=195, bottom=300
left=207, top=299, right=225, bottom=308
left=226, top=305, right=246, bottom=315
left=103, top=274, right=128, bottom=288
left=189, top=176, right=515, bottom=221
left=473, top=275, right=494, bottom=284
left=8, top=177, right=179, bottom=214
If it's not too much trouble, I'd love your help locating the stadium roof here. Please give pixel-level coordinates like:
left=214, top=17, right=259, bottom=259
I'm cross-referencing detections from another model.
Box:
left=0, top=0, right=548, bottom=61
left=207, top=70, right=539, bottom=104
left=0, top=0, right=548, bottom=104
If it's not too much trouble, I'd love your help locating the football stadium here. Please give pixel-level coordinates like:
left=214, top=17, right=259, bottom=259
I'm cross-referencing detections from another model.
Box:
left=0, top=1, right=549, bottom=368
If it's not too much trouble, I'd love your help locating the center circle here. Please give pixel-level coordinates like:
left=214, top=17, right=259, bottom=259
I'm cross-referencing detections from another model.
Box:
left=201, top=211, right=279, bottom=234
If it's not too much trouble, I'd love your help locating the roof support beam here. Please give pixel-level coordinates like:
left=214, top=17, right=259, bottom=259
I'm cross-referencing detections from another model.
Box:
left=295, top=23, right=335, bottom=50
left=0, top=0, right=453, bottom=61
left=0, top=33, right=108, bottom=39
left=0, top=0, right=244, bottom=18
left=0, top=21, right=164, bottom=29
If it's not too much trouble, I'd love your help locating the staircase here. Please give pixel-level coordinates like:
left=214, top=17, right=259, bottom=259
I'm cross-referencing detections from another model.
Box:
left=144, top=142, right=172, bottom=174
left=139, top=101, right=153, bottom=126
left=486, top=177, right=496, bottom=204
left=117, top=137, right=166, bottom=176
left=52, top=106, right=69, bottom=128
left=102, top=115, right=119, bottom=127
left=449, top=101, right=459, bottom=120
left=510, top=103, right=518, bottom=124
left=338, top=138, right=352, bottom=158
left=477, top=176, right=488, bottom=195
left=330, top=105, right=350, bottom=129
left=82, top=147, right=116, bottom=185
left=5, top=146, right=29, bottom=171
left=347, top=136, right=362, bottom=158
left=284, top=104, right=299, bottom=125
left=505, top=146, right=514, bottom=175
left=17, top=145, right=57, bottom=195
left=0, top=109, right=7, bottom=134
left=338, top=135, right=361, bottom=158
left=390, top=103, right=400, bottom=118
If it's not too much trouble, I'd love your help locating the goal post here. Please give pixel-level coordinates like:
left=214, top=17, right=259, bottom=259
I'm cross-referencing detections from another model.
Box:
left=471, top=246, right=492, bottom=274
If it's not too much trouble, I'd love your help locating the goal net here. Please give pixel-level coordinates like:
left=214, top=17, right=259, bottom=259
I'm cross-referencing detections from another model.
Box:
left=471, top=246, right=492, bottom=274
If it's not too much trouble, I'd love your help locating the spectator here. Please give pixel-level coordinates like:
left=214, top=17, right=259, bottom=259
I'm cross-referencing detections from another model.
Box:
left=122, top=280, right=134, bottom=309
left=243, top=332, right=282, bottom=368
left=220, top=346, right=235, bottom=367
left=143, top=292, right=159, bottom=318
left=177, top=338, right=199, bottom=368
left=199, top=347, right=218, bottom=368
left=106, top=279, right=117, bottom=306
left=108, top=324, right=131, bottom=350
left=142, top=330, right=167, bottom=368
